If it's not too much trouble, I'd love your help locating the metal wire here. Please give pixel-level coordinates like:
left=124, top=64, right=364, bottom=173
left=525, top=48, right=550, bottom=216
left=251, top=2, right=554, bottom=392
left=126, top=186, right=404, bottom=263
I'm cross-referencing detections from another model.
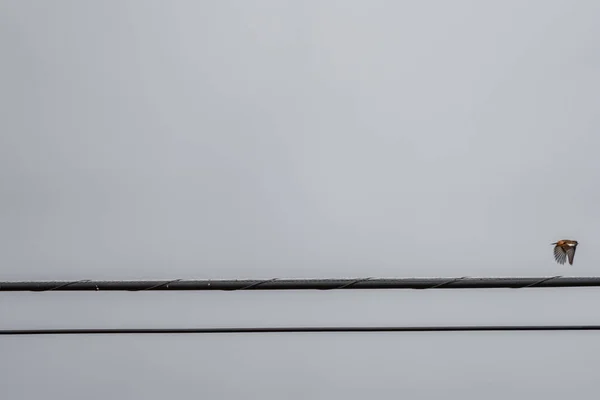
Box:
left=1, top=325, right=600, bottom=335
left=131, top=279, right=183, bottom=291
left=1, top=276, right=600, bottom=292
left=322, top=277, right=374, bottom=289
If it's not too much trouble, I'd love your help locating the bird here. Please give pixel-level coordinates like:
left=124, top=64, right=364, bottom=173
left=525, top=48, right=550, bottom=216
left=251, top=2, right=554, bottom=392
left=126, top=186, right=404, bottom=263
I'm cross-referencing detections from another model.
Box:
left=551, top=240, right=578, bottom=265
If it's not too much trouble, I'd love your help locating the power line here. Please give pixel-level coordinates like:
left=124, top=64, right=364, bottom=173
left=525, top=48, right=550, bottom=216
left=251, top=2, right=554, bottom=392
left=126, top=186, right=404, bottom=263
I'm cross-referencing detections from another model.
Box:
left=1, top=325, right=600, bottom=335
left=0, top=276, right=599, bottom=292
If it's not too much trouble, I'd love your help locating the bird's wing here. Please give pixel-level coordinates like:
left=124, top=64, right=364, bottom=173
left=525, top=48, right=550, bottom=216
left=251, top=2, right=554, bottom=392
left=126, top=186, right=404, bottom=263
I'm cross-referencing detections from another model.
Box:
left=566, top=245, right=577, bottom=265
left=554, top=245, right=567, bottom=264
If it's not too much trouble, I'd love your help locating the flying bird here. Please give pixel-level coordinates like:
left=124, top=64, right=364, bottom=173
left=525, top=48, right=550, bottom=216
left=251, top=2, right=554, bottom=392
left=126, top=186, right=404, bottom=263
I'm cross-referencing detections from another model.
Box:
left=551, top=240, right=578, bottom=265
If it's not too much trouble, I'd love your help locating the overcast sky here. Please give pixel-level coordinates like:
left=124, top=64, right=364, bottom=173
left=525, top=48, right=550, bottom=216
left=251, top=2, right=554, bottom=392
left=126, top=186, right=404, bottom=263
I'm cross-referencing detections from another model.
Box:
left=2, top=0, right=600, bottom=398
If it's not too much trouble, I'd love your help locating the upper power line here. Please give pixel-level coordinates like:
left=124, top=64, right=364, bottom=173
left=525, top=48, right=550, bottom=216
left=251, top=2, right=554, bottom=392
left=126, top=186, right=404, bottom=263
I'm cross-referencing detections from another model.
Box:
left=2, top=325, right=600, bottom=335
left=0, top=276, right=598, bottom=292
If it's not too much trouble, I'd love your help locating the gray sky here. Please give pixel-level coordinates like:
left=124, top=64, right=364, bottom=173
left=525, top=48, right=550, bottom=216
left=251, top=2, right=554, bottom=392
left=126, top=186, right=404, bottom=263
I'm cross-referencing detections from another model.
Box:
left=2, top=0, right=600, bottom=398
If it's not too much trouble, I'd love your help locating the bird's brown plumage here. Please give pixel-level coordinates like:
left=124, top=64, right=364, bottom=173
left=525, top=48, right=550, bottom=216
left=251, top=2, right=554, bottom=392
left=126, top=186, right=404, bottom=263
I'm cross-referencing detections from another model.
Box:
left=552, top=240, right=578, bottom=265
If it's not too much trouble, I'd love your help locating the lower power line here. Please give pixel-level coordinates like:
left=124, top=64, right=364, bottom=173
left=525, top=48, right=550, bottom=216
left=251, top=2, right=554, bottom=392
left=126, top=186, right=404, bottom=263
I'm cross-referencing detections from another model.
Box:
left=2, top=325, right=600, bottom=335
